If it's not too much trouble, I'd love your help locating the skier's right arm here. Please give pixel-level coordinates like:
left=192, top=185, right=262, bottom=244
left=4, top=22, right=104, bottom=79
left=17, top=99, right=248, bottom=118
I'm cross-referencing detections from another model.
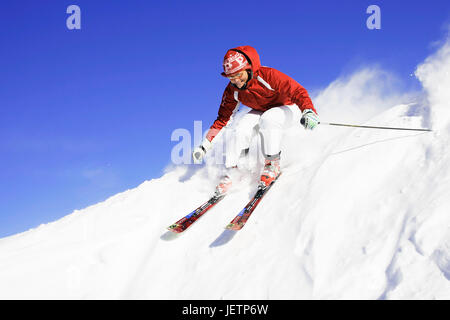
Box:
left=206, top=85, right=238, bottom=142
left=192, top=85, right=238, bottom=164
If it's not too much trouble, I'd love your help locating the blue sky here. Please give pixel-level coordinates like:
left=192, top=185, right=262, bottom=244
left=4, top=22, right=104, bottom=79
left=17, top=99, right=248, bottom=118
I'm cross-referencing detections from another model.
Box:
left=0, top=0, right=449, bottom=238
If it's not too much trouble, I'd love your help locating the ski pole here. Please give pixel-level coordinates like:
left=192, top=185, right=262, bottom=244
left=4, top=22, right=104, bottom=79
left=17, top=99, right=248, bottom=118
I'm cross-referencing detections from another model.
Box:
left=317, top=121, right=433, bottom=132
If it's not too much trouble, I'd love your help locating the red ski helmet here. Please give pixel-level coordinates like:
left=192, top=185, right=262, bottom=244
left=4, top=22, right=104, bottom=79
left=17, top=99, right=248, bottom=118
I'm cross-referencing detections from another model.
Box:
left=221, top=50, right=251, bottom=77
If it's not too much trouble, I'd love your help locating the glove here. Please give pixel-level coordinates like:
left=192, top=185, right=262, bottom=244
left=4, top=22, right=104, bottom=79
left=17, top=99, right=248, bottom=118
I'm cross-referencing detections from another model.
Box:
left=192, top=138, right=212, bottom=164
left=300, top=109, right=319, bottom=130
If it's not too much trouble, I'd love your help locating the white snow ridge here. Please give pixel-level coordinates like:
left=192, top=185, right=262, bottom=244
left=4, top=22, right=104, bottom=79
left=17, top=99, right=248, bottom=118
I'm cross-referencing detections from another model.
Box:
left=1, top=39, right=450, bottom=300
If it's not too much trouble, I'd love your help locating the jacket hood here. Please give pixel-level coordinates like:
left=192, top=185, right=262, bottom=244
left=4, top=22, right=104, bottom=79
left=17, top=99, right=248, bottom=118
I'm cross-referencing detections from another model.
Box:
left=232, top=46, right=261, bottom=72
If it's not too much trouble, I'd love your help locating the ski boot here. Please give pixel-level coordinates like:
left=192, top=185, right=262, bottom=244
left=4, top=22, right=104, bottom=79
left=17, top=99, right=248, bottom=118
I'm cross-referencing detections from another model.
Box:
left=259, top=154, right=281, bottom=188
left=214, top=175, right=232, bottom=198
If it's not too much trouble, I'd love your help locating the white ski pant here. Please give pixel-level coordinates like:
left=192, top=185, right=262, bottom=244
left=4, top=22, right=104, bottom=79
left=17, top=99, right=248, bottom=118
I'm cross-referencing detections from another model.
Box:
left=226, top=104, right=302, bottom=168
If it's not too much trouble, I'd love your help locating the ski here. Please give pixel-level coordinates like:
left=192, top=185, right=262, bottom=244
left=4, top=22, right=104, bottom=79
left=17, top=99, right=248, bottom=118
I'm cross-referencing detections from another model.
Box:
left=226, top=175, right=280, bottom=231
left=167, top=194, right=225, bottom=233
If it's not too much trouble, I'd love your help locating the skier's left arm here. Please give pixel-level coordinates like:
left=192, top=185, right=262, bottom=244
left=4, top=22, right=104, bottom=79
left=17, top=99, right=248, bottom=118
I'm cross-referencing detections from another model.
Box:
left=267, top=68, right=319, bottom=130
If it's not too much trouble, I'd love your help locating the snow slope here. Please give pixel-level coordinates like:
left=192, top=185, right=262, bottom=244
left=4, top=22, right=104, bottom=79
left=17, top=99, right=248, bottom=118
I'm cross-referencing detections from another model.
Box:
left=0, top=39, right=449, bottom=299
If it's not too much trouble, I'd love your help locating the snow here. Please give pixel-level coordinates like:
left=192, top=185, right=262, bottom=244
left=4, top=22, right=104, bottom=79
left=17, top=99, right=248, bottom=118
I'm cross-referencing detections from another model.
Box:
left=1, top=39, right=450, bottom=300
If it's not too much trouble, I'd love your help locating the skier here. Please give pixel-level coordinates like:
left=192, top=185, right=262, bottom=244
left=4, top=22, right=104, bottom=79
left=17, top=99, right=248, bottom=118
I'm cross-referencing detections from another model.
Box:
left=192, top=45, right=319, bottom=196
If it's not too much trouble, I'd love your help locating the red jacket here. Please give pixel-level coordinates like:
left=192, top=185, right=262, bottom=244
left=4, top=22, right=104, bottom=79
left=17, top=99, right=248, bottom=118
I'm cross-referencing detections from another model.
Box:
left=206, top=46, right=316, bottom=142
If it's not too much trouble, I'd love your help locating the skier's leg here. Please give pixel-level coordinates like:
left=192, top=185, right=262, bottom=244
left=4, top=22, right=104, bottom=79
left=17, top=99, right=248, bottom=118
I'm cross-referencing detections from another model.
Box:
left=258, top=104, right=301, bottom=157
left=225, top=109, right=262, bottom=168
left=258, top=105, right=302, bottom=186
left=215, top=110, right=262, bottom=196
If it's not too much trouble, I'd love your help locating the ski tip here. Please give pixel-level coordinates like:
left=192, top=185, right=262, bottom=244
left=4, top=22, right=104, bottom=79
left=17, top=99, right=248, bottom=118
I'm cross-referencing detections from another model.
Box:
left=167, top=224, right=183, bottom=233
left=226, top=223, right=243, bottom=231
